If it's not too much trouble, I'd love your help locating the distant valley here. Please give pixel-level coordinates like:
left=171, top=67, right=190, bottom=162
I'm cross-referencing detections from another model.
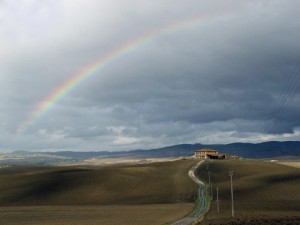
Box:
left=1, top=141, right=299, bottom=166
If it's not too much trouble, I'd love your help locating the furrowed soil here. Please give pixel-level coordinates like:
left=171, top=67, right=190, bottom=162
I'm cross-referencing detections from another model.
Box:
left=195, top=160, right=300, bottom=225
left=0, top=159, right=197, bottom=225
left=0, top=205, right=193, bottom=225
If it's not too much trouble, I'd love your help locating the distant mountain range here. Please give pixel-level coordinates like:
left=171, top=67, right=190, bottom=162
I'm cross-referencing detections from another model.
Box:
left=0, top=141, right=299, bottom=166
left=93, top=141, right=299, bottom=159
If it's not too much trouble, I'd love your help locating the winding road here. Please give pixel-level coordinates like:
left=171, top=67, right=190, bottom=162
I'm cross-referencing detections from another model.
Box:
left=171, top=160, right=209, bottom=225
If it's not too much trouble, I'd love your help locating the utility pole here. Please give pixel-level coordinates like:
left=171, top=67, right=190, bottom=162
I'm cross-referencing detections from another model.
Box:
left=229, top=171, right=234, bottom=218
left=216, top=187, right=220, bottom=213
left=211, top=182, right=213, bottom=200
left=208, top=171, right=211, bottom=196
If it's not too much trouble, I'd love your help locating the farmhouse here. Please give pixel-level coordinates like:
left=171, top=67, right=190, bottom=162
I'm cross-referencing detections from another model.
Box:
left=194, top=148, right=220, bottom=159
left=194, top=148, right=239, bottom=160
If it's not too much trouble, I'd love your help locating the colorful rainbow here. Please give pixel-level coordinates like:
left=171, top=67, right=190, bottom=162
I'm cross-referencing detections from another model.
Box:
left=15, top=13, right=231, bottom=135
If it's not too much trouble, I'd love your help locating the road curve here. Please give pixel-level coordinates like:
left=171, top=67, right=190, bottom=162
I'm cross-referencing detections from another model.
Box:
left=171, top=160, right=209, bottom=225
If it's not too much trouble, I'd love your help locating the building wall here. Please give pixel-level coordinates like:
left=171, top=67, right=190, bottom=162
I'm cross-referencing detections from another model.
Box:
left=194, top=149, right=239, bottom=160
left=194, top=150, right=219, bottom=159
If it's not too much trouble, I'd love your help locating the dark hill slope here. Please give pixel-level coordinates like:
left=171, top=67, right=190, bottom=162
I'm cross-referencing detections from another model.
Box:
left=0, top=160, right=196, bottom=206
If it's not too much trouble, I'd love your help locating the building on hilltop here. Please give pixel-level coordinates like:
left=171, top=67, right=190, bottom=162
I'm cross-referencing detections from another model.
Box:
left=194, top=148, right=219, bottom=159
left=194, top=148, right=239, bottom=160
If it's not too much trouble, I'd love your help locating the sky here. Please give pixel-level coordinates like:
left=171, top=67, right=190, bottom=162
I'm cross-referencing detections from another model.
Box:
left=1, top=0, right=300, bottom=152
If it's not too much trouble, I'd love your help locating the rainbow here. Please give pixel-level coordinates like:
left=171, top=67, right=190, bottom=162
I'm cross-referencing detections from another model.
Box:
left=16, top=12, right=232, bottom=135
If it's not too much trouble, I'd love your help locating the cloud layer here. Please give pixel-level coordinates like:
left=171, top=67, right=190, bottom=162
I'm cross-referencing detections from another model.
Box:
left=1, top=0, right=300, bottom=151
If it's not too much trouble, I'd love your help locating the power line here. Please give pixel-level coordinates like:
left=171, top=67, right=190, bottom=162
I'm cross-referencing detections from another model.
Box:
left=265, top=61, right=300, bottom=132
left=268, top=64, right=300, bottom=131
left=264, top=60, right=300, bottom=133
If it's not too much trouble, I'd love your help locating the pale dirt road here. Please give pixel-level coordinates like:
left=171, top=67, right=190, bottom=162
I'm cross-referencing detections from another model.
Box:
left=171, top=160, right=209, bottom=225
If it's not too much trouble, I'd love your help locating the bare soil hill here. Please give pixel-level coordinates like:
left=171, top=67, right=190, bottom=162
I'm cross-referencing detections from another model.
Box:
left=0, top=159, right=196, bottom=205
left=195, top=160, right=300, bottom=225
left=0, top=204, right=193, bottom=225
left=0, top=159, right=197, bottom=225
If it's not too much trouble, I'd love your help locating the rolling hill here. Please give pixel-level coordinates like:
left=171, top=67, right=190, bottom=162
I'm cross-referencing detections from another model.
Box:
left=195, top=160, right=300, bottom=225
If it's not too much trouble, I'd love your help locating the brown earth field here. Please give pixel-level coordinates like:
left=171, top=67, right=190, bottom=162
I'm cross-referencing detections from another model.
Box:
left=0, top=159, right=197, bottom=225
left=277, top=161, right=300, bottom=169
left=195, top=160, right=300, bottom=225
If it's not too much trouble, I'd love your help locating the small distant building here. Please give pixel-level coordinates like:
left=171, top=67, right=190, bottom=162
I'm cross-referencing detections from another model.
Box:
left=225, top=154, right=240, bottom=160
left=194, top=148, right=240, bottom=160
left=194, top=148, right=219, bottom=159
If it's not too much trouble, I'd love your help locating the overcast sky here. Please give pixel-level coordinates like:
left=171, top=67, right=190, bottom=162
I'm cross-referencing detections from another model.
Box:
left=1, top=0, right=300, bottom=152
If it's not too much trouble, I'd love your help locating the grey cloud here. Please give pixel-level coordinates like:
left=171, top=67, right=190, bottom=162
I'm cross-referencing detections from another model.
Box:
left=1, top=1, right=300, bottom=151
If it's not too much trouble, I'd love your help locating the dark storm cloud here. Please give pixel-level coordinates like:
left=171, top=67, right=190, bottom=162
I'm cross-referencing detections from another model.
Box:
left=1, top=0, right=300, bottom=151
